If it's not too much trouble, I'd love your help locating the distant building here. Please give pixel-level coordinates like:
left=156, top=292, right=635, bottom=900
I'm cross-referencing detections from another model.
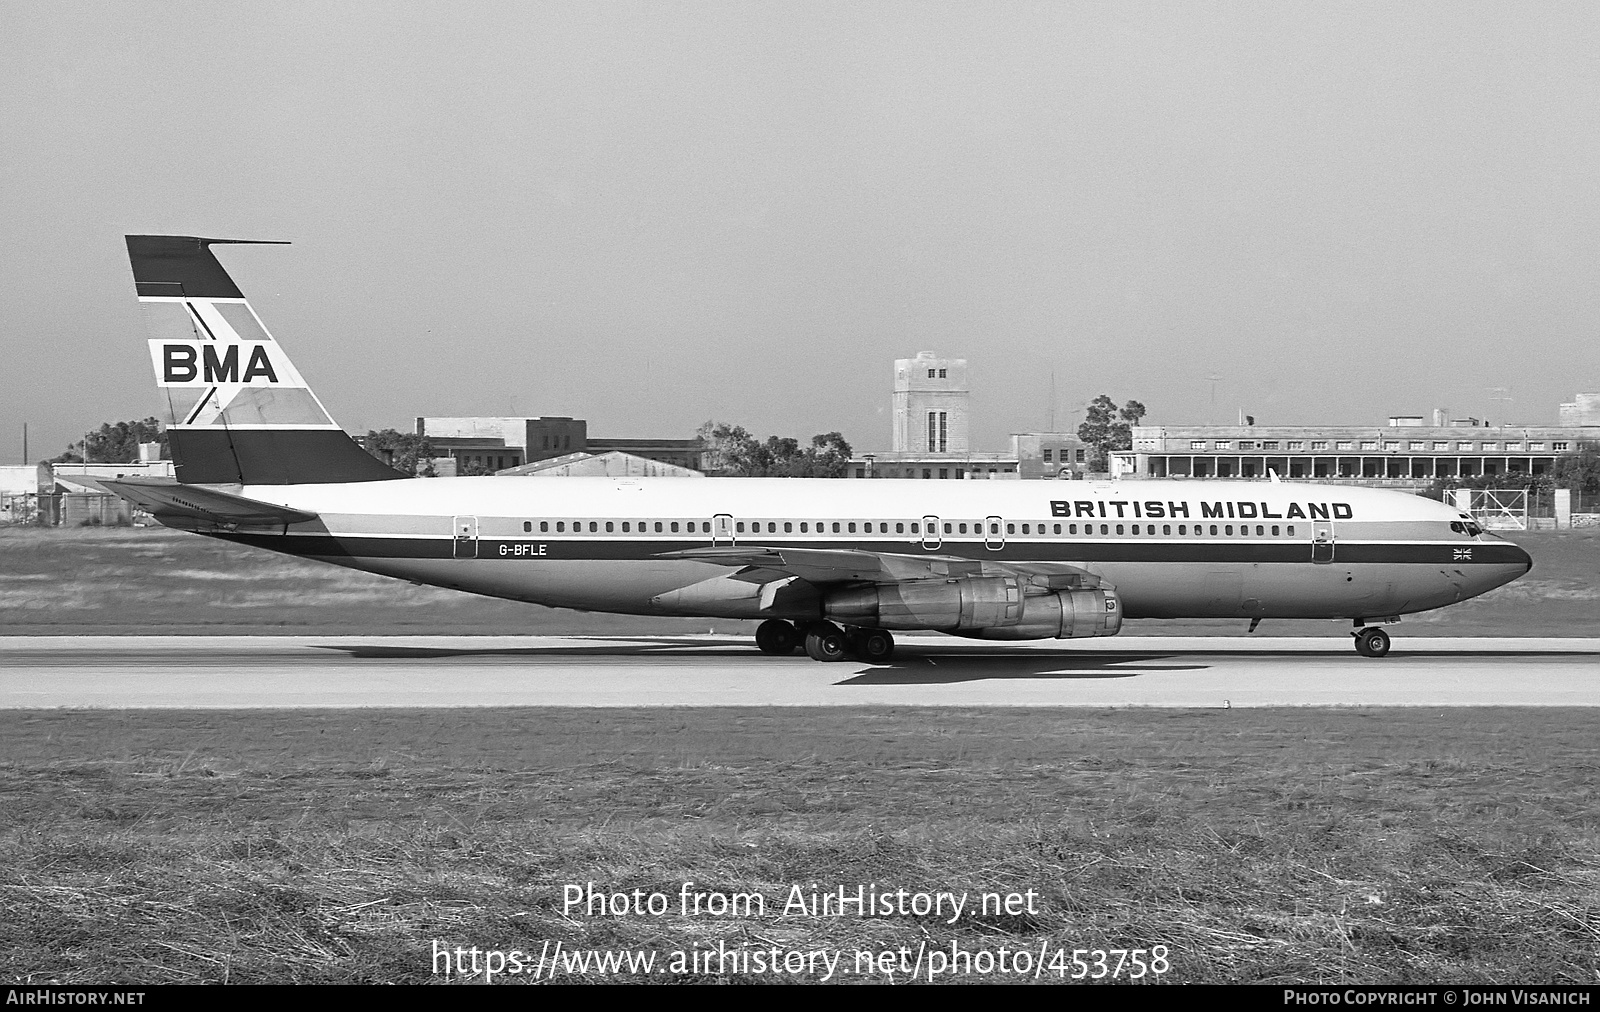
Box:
left=1116, top=413, right=1596, bottom=490
left=1009, top=432, right=1092, bottom=480
left=499, top=451, right=703, bottom=478
left=0, top=465, right=38, bottom=524
left=846, top=352, right=1105, bottom=480
left=893, top=351, right=970, bottom=454
left=416, top=416, right=702, bottom=474
left=1560, top=393, right=1600, bottom=427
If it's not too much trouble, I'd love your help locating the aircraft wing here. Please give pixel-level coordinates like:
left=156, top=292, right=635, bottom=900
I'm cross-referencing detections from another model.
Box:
left=656, top=545, right=1107, bottom=590
left=99, top=477, right=318, bottom=528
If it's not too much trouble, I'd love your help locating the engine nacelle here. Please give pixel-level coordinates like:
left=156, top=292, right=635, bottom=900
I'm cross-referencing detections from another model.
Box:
left=824, top=577, right=1024, bottom=631
left=962, top=588, right=1123, bottom=640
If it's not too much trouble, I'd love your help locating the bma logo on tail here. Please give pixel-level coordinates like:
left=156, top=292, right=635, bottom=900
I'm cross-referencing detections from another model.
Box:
left=150, top=340, right=294, bottom=387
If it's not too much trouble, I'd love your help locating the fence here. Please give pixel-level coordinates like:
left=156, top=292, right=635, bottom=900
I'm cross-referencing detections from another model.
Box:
left=1453, top=488, right=1600, bottom=529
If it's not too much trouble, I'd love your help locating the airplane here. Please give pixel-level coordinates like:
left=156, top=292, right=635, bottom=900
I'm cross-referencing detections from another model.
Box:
left=101, top=235, right=1533, bottom=661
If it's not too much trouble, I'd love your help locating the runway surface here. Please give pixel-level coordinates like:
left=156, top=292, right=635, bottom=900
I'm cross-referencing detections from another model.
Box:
left=2, top=634, right=1599, bottom=708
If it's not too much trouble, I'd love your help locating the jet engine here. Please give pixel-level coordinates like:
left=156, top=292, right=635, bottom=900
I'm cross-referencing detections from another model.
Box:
left=823, top=577, right=1122, bottom=639
left=823, top=576, right=1024, bottom=630
left=962, top=587, right=1122, bottom=640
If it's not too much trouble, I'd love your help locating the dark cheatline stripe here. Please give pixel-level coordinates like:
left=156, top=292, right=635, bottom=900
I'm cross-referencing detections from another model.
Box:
left=169, top=428, right=407, bottom=485
left=209, top=533, right=1529, bottom=567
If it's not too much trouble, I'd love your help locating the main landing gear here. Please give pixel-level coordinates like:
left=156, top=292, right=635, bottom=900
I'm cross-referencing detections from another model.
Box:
left=755, top=618, right=799, bottom=655
left=754, top=620, right=894, bottom=662
left=1353, top=625, right=1391, bottom=658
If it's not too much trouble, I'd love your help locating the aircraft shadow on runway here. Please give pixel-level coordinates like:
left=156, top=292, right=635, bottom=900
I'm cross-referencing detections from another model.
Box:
left=836, top=652, right=1208, bottom=685
left=316, top=638, right=755, bottom=660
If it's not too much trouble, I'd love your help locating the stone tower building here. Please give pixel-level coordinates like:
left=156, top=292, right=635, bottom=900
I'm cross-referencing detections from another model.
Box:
left=892, top=351, right=970, bottom=455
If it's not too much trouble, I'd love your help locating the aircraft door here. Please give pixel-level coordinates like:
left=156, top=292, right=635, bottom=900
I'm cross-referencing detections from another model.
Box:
left=921, top=515, right=941, bottom=551
left=1311, top=520, right=1334, bottom=563
left=713, top=513, right=735, bottom=547
left=985, top=515, right=1005, bottom=551
left=452, top=516, right=478, bottom=559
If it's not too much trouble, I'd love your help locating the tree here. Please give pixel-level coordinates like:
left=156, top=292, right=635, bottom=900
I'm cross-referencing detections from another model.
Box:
left=697, top=421, right=853, bottom=477
left=1077, top=395, right=1146, bottom=472
left=696, top=421, right=762, bottom=474
left=52, top=417, right=168, bottom=463
left=1554, top=441, right=1600, bottom=495
left=362, top=429, right=437, bottom=476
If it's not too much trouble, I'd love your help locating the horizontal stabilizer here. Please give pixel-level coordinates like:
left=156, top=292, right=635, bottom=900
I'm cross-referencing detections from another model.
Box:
left=99, top=477, right=318, bottom=527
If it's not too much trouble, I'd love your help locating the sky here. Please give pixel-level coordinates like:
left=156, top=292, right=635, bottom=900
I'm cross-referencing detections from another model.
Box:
left=3, top=2, right=1598, bottom=462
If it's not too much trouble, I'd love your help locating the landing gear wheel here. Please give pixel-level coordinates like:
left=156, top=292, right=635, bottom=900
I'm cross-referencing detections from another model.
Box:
left=804, top=622, right=848, bottom=662
left=856, top=629, right=895, bottom=663
left=1354, top=627, right=1391, bottom=658
left=755, top=619, right=798, bottom=655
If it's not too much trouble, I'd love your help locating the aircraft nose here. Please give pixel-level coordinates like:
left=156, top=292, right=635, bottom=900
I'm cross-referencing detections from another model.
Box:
left=1514, top=543, right=1533, bottom=575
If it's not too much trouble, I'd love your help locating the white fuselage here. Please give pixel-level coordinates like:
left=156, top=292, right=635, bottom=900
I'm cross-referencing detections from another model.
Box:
left=203, top=476, right=1530, bottom=626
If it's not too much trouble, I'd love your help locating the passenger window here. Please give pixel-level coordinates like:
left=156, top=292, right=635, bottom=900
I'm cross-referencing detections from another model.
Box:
left=606, top=522, right=614, bottom=532
left=1256, top=525, right=1264, bottom=536
left=832, top=522, right=841, bottom=533
left=1226, top=525, right=1234, bottom=535
left=784, top=522, right=792, bottom=533
left=957, top=523, right=966, bottom=534
left=540, top=521, right=549, bottom=533
left=1100, top=524, right=1109, bottom=535
left=590, top=522, right=598, bottom=532
left=523, top=521, right=531, bottom=533
left=944, top=523, right=952, bottom=534
left=736, top=522, right=745, bottom=533
left=910, top=523, right=919, bottom=534
left=1054, top=524, right=1062, bottom=534
left=896, top=523, right=905, bottom=534
left=655, top=522, right=663, bottom=533
left=1210, top=525, right=1218, bottom=535
left=1271, top=525, right=1279, bottom=536
left=1117, top=524, right=1125, bottom=535
left=1287, top=525, right=1295, bottom=536
left=621, top=522, right=630, bottom=532
left=1066, top=524, right=1074, bottom=534
left=1163, top=525, right=1171, bottom=535
left=801, top=522, right=809, bottom=533
left=1018, top=524, right=1026, bottom=534
left=556, top=522, right=565, bottom=532
left=848, top=522, right=856, bottom=533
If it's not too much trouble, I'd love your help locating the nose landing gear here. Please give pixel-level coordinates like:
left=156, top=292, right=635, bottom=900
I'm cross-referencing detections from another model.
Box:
left=1353, top=626, right=1391, bottom=657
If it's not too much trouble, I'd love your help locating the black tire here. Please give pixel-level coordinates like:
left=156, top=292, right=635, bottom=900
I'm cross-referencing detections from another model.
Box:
left=755, top=619, right=798, bottom=656
left=1354, top=627, right=1391, bottom=658
left=857, top=629, right=895, bottom=663
left=804, top=622, right=848, bottom=662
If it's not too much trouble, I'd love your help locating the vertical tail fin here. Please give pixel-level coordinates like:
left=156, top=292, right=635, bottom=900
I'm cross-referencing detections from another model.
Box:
left=127, top=235, right=404, bottom=484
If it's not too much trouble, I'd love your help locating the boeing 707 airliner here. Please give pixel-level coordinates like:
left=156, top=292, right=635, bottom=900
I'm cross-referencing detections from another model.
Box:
left=102, top=236, right=1533, bottom=660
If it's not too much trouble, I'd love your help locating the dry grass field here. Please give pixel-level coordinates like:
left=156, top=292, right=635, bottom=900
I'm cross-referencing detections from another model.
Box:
left=2, top=523, right=1597, bottom=636
left=2, top=707, right=1597, bottom=984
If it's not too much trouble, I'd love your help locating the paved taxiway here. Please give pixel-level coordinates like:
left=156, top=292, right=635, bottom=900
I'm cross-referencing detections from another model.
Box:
left=2, top=635, right=1598, bottom=708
